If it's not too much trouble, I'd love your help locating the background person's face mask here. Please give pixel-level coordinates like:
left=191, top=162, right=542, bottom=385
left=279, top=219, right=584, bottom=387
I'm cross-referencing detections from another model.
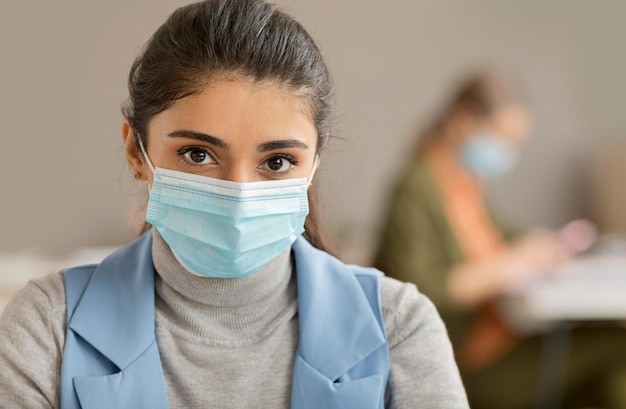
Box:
left=139, top=138, right=314, bottom=278
left=459, top=131, right=519, bottom=180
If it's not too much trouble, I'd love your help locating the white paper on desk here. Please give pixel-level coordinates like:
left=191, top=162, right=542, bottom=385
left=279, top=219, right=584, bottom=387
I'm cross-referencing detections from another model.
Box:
left=499, top=256, right=626, bottom=333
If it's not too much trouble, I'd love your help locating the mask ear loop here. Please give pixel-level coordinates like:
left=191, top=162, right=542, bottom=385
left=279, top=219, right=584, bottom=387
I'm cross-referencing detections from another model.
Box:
left=137, top=135, right=156, bottom=174
left=136, top=135, right=157, bottom=195
left=306, top=155, right=319, bottom=189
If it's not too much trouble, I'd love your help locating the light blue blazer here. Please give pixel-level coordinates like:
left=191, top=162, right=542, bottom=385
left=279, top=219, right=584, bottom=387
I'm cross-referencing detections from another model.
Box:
left=59, top=232, right=390, bottom=408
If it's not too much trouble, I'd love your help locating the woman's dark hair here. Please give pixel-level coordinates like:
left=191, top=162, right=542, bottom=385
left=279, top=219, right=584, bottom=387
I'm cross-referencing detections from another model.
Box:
left=122, top=0, right=335, bottom=252
left=416, top=70, right=529, bottom=155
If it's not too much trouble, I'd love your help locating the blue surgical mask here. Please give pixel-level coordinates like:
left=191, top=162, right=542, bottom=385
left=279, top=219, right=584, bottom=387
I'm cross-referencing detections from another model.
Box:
left=459, top=132, right=518, bottom=180
left=138, top=139, right=313, bottom=278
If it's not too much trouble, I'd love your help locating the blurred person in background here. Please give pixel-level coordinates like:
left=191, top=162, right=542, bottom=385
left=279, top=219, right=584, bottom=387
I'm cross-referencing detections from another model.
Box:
left=373, top=70, right=626, bottom=409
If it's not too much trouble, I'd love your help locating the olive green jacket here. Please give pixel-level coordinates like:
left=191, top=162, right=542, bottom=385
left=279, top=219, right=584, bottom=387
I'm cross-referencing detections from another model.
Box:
left=373, top=160, right=516, bottom=346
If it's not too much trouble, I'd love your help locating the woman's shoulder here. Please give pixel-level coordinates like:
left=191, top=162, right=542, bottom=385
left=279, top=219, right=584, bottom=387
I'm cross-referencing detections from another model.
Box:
left=378, top=275, right=469, bottom=407
left=0, top=271, right=67, bottom=352
left=379, top=275, right=446, bottom=349
left=1, top=271, right=66, bottom=325
left=379, top=273, right=433, bottom=315
left=0, top=271, right=66, bottom=406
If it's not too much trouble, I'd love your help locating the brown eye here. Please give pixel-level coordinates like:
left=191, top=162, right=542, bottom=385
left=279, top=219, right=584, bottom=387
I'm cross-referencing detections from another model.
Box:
left=268, top=157, right=285, bottom=171
left=263, top=155, right=296, bottom=174
left=189, top=150, right=206, bottom=163
left=182, top=148, right=214, bottom=165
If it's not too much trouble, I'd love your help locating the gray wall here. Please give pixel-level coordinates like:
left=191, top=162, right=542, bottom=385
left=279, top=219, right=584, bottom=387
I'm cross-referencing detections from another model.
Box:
left=1, top=1, right=625, bottom=262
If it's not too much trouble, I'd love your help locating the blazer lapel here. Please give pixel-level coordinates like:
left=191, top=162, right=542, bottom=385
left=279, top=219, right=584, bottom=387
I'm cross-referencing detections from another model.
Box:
left=291, top=238, right=387, bottom=408
left=73, top=340, right=168, bottom=409
left=67, top=232, right=168, bottom=408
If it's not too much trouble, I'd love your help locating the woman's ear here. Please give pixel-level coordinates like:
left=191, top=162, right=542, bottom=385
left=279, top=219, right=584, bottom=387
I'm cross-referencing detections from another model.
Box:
left=122, top=119, right=146, bottom=180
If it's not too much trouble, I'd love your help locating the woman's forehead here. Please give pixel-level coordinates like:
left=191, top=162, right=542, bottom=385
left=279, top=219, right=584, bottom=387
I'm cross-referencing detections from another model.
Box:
left=147, top=79, right=318, bottom=146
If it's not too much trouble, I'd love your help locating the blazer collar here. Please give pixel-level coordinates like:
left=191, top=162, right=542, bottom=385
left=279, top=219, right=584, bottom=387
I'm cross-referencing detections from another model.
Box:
left=292, top=237, right=386, bottom=381
left=68, top=231, right=156, bottom=370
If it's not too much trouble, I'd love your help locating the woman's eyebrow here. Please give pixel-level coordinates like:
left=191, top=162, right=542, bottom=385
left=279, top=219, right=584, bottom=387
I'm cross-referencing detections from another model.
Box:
left=167, top=130, right=229, bottom=149
left=257, top=139, right=309, bottom=152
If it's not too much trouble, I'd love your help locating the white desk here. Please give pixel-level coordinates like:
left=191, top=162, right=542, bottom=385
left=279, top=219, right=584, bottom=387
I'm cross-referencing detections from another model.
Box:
left=500, top=255, right=626, bottom=333
left=498, top=244, right=626, bottom=408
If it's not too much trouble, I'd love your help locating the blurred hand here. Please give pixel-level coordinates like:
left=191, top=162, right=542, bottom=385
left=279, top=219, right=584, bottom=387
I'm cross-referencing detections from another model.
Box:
left=502, top=219, right=598, bottom=289
left=510, top=229, right=569, bottom=268
left=556, top=218, right=598, bottom=254
left=448, top=219, right=598, bottom=307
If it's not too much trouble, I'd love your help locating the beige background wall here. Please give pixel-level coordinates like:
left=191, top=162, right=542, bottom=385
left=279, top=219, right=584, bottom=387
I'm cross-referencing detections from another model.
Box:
left=1, top=1, right=625, bottom=262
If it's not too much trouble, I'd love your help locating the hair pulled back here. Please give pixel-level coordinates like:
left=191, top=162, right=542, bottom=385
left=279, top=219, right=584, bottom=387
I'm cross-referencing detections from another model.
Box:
left=445, top=70, right=528, bottom=118
left=417, top=70, right=529, bottom=155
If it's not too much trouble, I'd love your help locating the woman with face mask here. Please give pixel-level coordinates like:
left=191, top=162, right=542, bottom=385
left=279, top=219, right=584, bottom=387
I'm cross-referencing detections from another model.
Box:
left=373, top=72, right=626, bottom=408
left=0, top=1, right=469, bottom=408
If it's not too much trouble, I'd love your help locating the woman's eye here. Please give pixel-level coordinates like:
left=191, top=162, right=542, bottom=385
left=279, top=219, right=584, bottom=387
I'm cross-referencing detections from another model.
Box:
left=264, top=156, right=295, bottom=173
left=182, top=148, right=213, bottom=165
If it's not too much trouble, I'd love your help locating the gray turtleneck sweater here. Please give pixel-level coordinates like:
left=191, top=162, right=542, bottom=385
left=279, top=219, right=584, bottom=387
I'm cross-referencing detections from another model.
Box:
left=0, top=231, right=468, bottom=408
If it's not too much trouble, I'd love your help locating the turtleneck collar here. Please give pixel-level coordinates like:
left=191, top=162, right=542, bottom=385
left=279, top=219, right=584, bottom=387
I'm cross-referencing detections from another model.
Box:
left=151, top=229, right=297, bottom=344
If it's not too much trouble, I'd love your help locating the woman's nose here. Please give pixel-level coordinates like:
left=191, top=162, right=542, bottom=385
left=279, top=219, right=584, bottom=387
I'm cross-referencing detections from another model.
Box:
left=221, top=163, right=256, bottom=183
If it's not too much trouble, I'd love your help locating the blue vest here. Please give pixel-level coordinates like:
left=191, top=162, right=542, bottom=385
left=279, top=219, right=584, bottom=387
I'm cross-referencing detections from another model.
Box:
left=60, top=232, right=389, bottom=408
